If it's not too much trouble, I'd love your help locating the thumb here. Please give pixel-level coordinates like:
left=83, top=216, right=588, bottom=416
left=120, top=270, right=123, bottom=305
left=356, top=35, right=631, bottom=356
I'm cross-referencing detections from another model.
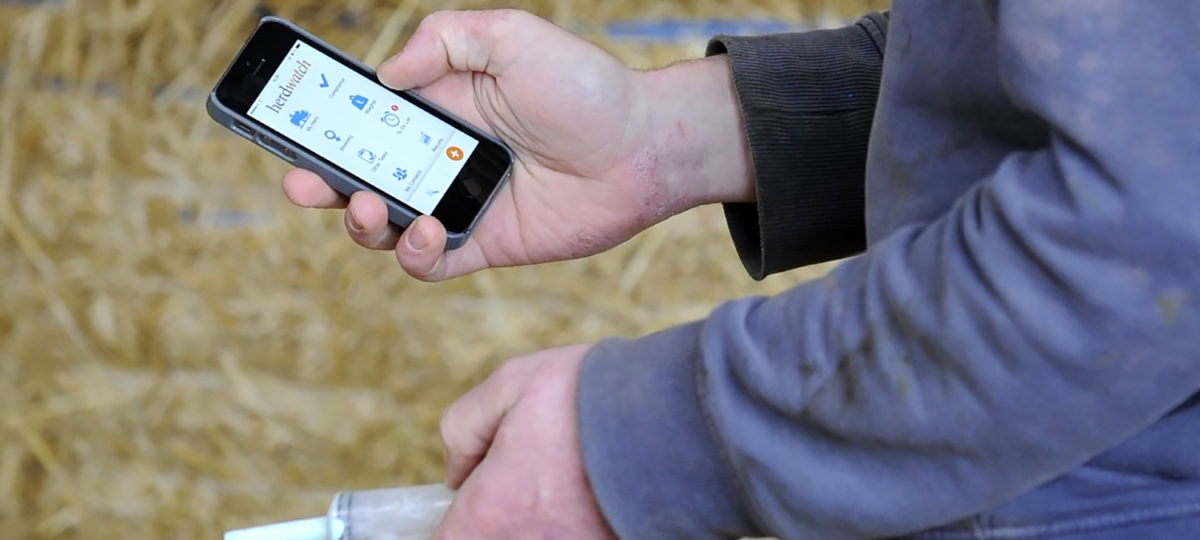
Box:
left=377, top=9, right=535, bottom=90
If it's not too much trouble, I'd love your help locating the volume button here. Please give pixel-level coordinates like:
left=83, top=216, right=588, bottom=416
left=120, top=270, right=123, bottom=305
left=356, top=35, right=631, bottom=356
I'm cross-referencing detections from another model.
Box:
left=256, top=134, right=298, bottom=162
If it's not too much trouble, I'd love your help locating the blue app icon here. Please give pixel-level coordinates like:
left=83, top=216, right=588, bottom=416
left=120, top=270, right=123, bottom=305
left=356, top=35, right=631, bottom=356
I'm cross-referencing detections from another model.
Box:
left=393, top=168, right=408, bottom=181
left=319, top=74, right=330, bottom=88
left=349, top=94, right=368, bottom=110
left=358, top=149, right=376, bottom=164
left=419, top=132, right=432, bottom=145
left=290, top=110, right=311, bottom=127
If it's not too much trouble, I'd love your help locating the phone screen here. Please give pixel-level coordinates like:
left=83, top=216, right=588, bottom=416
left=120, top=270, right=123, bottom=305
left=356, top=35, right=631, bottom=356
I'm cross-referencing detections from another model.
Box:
left=246, top=40, right=479, bottom=214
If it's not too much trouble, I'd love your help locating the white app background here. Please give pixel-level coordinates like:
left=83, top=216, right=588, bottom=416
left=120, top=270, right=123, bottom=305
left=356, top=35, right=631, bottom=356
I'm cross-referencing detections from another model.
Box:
left=248, top=40, right=479, bottom=214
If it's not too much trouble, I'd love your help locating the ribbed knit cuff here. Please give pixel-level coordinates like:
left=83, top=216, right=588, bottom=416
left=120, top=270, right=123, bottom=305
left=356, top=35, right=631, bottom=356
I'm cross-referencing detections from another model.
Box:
left=708, top=13, right=887, bottom=279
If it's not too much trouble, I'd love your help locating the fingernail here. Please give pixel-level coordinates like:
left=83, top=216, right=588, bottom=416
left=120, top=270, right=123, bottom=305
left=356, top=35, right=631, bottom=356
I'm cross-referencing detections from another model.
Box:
left=348, top=210, right=364, bottom=233
left=406, top=228, right=428, bottom=251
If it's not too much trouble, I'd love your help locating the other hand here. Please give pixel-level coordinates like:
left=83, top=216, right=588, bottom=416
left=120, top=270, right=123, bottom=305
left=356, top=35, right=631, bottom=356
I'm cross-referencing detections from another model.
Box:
left=431, top=344, right=616, bottom=539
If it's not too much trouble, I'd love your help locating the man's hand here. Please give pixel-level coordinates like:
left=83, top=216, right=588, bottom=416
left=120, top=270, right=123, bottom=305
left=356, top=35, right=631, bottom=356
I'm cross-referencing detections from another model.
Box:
left=431, top=344, right=615, bottom=539
left=283, top=9, right=753, bottom=281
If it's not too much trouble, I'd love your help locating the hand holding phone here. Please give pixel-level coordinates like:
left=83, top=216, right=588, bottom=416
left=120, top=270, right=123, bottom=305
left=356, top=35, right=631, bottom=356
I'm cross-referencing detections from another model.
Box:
left=274, top=11, right=666, bottom=280
left=222, top=10, right=743, bottom=281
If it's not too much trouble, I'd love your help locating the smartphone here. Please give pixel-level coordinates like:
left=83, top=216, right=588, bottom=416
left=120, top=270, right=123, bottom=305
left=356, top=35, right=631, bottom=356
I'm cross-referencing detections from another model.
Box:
left=208, top=16, right=514, bottom=249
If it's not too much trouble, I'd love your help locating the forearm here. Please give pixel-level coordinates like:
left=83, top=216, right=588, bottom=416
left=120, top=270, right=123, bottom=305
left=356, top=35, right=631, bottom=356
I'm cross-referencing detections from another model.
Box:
left=621, top=16, right=887, bottom=278
left=632, top=55, right=755, bottom=213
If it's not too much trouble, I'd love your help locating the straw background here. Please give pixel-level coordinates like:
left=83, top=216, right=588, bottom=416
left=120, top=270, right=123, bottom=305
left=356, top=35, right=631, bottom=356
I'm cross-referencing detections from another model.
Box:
left=0, top=0, right=886, bottom=538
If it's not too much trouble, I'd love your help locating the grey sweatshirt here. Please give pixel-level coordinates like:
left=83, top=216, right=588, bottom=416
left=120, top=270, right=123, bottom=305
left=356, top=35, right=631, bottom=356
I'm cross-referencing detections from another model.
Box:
left=578, top=2, right=1200, bottom=539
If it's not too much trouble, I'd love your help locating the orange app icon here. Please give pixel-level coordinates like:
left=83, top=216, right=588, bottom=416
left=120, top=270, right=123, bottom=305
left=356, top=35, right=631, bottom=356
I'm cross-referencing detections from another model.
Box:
left=445, top=146, right=464, bottom=161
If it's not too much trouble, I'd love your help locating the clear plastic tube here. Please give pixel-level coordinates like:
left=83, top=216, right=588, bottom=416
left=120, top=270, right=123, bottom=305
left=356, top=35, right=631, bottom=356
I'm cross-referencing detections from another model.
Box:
left=224, top=484, right=454, bottom=540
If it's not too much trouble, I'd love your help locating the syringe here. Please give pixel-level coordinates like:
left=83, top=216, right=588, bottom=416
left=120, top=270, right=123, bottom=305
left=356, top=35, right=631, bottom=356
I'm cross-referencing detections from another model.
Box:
left=224, top=484, right=454, bottom=540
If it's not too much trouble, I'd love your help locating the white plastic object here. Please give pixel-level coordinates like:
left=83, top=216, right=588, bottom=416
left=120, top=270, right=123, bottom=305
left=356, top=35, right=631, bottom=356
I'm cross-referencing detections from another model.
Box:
left=224, top=484, right=455, bottom=540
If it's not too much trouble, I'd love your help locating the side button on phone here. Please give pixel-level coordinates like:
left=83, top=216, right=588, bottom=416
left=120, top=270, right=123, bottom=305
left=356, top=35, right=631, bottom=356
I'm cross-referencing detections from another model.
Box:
left=256, top=134, right=297, bottom=162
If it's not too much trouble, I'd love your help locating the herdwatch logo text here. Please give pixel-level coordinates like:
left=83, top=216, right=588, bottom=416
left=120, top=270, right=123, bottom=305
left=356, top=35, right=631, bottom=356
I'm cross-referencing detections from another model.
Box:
left=265, top=58, right=312, bottom=114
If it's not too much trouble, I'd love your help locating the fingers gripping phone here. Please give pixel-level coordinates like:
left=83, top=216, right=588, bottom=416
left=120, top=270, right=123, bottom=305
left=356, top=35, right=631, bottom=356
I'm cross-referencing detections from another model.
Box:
left=208, top=16, right=513, bottom=249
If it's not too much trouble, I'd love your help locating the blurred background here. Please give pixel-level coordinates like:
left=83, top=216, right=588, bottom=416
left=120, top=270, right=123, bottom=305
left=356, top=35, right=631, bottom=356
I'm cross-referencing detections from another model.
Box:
left=0, top=0, right=886, bottom=537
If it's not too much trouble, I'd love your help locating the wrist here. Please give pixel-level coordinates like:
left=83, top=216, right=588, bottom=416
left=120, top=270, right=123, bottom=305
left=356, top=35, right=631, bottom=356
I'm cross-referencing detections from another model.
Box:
left=629, top=55, right=755, bottom=215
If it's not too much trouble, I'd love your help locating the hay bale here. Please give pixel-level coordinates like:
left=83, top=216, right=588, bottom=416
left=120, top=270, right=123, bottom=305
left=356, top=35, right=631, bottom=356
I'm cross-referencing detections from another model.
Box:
left=0, top=0, right=884, bottom=537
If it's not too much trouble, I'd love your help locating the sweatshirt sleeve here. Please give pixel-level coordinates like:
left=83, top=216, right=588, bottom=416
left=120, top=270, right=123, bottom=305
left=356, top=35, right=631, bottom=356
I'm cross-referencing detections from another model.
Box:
left=709, top=13, right=888, bottom=280
left=578, top=4, right=1200, bottom=539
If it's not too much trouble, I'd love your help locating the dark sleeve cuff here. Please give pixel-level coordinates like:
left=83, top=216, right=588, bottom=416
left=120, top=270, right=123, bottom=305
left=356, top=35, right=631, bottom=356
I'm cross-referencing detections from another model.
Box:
left=708, top=13, right=888, bottom=279
left=577, top=326, right=763, bottom=539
